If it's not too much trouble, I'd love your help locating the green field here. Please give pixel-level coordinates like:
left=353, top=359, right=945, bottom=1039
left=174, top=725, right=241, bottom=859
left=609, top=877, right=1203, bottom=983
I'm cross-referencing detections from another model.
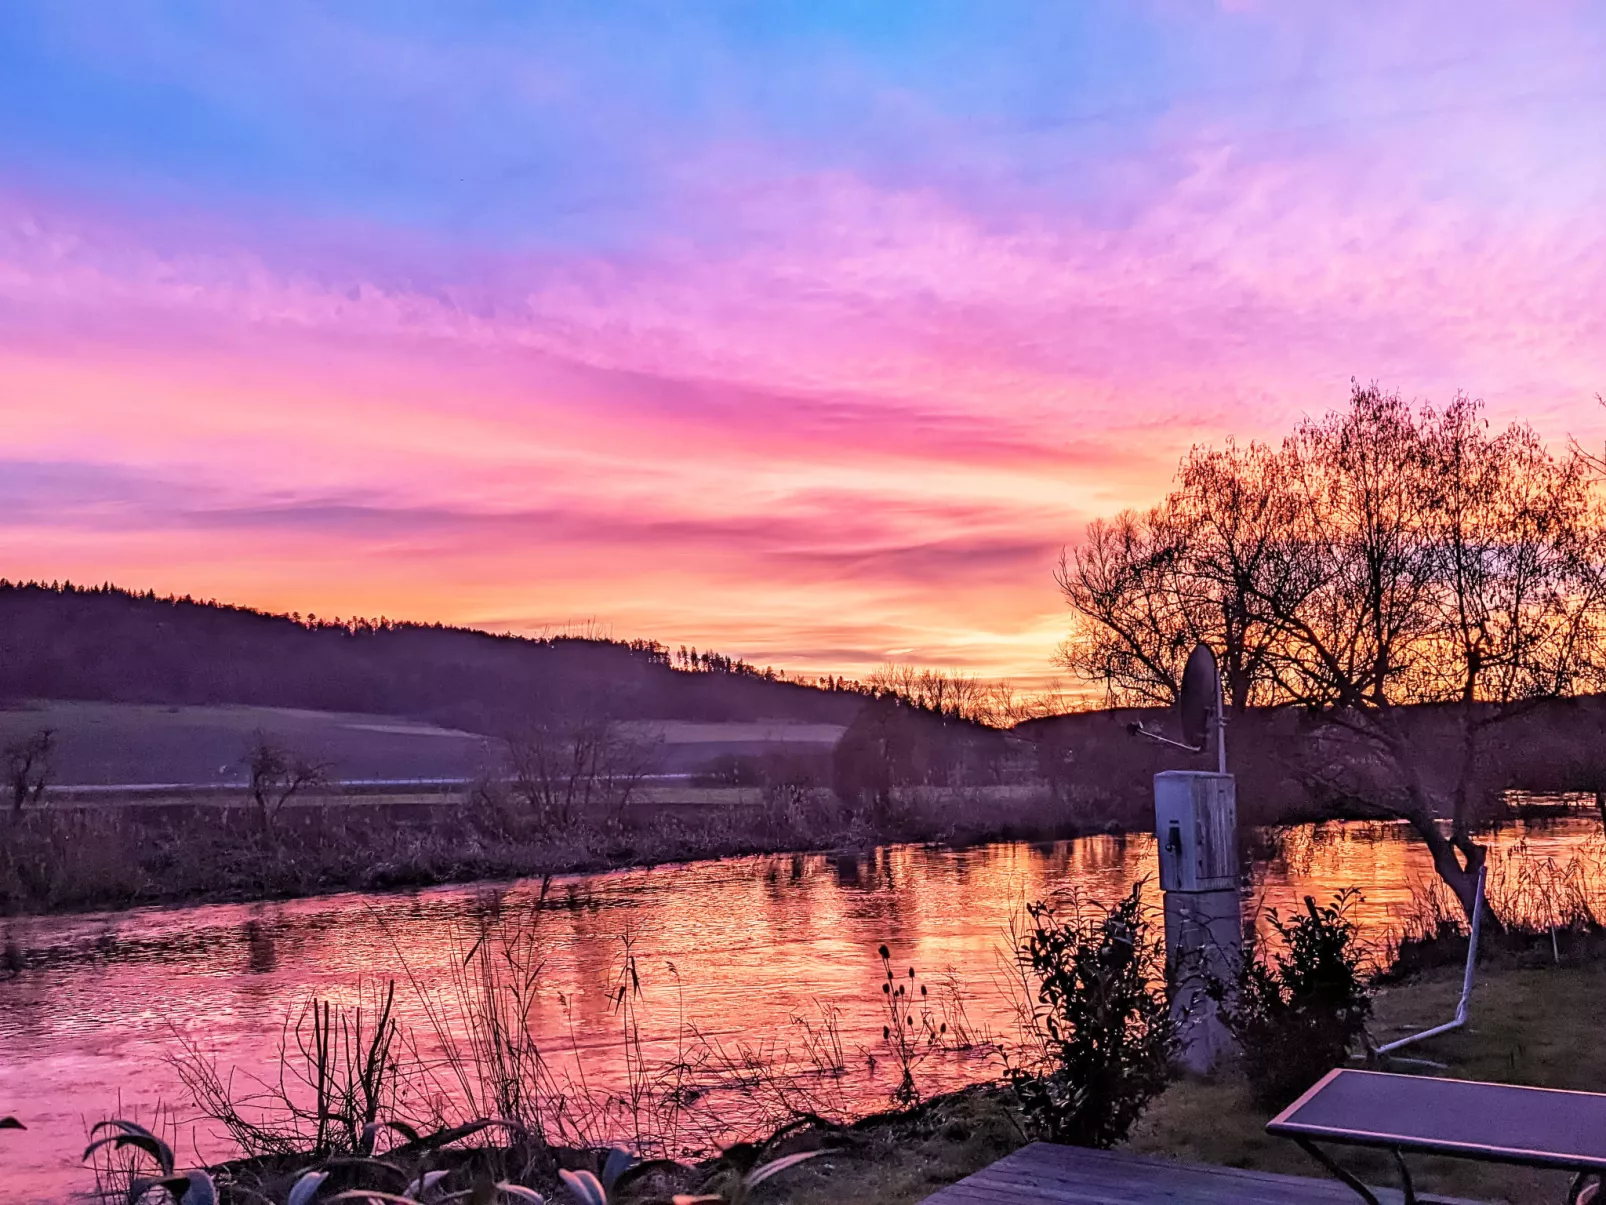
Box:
left=0, top=700, right=845, bottom=788
left=0, top=700, right=495, bottom=786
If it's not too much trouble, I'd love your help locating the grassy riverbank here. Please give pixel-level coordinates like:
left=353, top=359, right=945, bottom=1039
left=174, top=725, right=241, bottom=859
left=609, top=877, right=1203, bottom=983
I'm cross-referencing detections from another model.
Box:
left=767, top=955, right=1606, bottom=1205
left=0, top=784, right=1087, bottom=916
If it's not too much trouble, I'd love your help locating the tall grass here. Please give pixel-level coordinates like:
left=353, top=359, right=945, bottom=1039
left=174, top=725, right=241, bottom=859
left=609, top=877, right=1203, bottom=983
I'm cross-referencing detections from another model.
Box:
left=1386, top=830, right=1606, bottom=974
left=141, top=894, right=1014, bottom=1203
left=169, top=979, right=419, bottom=1161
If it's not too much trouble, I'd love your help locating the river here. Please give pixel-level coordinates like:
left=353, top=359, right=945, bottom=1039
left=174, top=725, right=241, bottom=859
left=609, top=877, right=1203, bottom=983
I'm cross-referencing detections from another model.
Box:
left=1, top=817, right=1601, bottom=1202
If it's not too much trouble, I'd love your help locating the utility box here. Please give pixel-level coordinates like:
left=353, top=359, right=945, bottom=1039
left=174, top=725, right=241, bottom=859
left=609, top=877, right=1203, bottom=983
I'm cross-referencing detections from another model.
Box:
left=1154, top=771, right=1237, bottom=892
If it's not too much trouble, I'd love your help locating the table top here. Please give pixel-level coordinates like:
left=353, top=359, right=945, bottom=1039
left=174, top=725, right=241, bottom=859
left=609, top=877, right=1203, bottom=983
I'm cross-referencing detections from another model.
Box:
left=1268, top=1069, right=1606, bottom=1172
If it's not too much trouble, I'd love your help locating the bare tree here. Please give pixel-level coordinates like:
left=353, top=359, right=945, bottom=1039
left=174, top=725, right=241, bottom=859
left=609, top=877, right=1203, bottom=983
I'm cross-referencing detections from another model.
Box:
left=1061, top=384, right=1606, bottom=919
left=866, top=664, right=1004, bottom=725
left=4, top=728, right=54, bottom=815
left=503, top=694, right=659, bottom=830
left=1058, top=439, right=1297, bottom=713
left=1569, top=389, right=1606, bottom=839
left=244, top=733, right=332, bottom=837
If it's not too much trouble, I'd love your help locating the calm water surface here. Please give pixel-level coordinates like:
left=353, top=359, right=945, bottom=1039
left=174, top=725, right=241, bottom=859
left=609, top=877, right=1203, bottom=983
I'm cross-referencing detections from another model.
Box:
left=1, top=818, right=1601, bottom=1201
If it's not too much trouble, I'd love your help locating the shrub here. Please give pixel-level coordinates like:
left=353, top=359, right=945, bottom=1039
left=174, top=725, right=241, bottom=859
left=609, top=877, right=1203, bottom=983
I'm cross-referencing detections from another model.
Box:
left=1009, top=883, right=1176, bottom=1147
left=1213, top=890, right=1372, bottom=1111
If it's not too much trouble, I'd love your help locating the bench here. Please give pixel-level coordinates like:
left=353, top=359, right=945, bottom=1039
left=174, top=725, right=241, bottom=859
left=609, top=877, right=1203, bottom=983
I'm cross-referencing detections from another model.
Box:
left=920, top=1141, right=1489, bottom=1204
left=1268, top=1068, right=1606, bottom=1205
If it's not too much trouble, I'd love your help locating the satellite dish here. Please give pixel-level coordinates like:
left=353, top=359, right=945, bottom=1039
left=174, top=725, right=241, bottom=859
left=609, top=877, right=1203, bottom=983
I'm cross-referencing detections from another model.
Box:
left=1179, top=643, right=1219, bottom=750
left=1130, top=641, right=1227, bottom=772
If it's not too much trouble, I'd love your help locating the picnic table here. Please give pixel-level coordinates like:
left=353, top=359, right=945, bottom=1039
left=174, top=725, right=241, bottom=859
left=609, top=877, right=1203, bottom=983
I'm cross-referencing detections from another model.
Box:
left=1268, top=1068, right=1606, bottom=1205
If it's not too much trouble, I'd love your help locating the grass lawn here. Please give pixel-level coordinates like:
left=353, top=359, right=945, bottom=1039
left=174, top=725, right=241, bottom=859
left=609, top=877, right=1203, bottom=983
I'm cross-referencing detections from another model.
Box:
left=738, top=1087, right=1027, bottom=1205
left=760, top=959, right=1606, bottom=1204
left=1127, top=959, right=1606, bottom=1204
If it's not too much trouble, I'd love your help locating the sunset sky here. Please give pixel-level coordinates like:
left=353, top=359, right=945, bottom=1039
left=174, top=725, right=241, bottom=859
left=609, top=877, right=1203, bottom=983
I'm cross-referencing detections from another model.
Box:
left=3, top=4, right=1606, bottom=684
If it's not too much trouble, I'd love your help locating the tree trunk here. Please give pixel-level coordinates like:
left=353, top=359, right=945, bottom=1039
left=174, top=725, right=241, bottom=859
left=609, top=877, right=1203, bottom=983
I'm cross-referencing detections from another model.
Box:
left=1404, top=809, right=1487, bottom=924
left=1373, top=709, right=1488, bottom=926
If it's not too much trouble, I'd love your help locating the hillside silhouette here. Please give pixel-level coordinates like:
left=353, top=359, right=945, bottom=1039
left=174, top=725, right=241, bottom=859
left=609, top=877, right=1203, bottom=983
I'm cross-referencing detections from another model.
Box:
left=0, top=581, right=865, bottom=734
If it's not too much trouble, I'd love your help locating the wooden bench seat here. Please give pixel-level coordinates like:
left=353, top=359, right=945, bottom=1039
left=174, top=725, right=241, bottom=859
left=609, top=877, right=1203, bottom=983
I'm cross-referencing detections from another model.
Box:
left=922, top=1142, right=1489, bottom=1204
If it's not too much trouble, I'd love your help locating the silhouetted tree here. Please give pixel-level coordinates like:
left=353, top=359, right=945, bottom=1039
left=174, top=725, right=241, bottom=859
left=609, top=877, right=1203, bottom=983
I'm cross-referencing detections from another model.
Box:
left=4, top=729, right=54, bottom=815
left=502, top=691, right=660, bottom=830
left=244, top=733, right=331, bottom=837
left=1061, top=384, right=1606, bottom=919
left=831, top=698, right=909, bottom=825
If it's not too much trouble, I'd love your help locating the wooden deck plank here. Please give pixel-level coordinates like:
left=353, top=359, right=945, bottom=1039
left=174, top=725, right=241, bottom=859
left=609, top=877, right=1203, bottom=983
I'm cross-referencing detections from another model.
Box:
left=921, top=1143, right=1492, bottom=1204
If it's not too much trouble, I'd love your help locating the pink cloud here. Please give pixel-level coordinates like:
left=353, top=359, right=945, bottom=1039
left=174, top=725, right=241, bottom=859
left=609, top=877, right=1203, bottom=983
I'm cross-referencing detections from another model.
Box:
left=4, top=96, right=1606, bottom=682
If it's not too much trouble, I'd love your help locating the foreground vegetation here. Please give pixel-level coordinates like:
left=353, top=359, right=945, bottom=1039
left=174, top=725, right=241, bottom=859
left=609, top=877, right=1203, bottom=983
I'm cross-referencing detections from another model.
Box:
left=56, top=879, right=1176, bottom=1204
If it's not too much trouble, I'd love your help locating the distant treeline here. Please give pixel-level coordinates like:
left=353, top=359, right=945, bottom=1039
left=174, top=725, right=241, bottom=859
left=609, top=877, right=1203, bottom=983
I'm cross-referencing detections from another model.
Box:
left=0, top=581, right=868, bottom=731
left=1020, top=695, right=1606, bottom=830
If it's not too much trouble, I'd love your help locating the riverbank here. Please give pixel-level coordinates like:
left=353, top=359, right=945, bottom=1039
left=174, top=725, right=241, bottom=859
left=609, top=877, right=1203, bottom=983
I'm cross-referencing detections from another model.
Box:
left=8, top=780, right=1597, bottom=919
left=0, top=785, right=1096, bottom=916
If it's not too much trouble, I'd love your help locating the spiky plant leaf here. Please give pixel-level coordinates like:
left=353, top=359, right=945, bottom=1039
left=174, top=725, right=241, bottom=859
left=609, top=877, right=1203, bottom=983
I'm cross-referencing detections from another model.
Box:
left=288, top=1170, right=330, bottom=1205
left=327, top=1193, right=425, bottom=1204
left=494, top=1186, right=545, bottom=1204
left=600, top=1148, right=635, bottom=1190
left=0, top=1117, right=23, bottom=1130
left=175, top=1170, right=219, bottom=1205
left=404, top=1119, right=499, bottom=1152
left=743, top=1150, right=824, bottom=1190
left=128, top=1171, right=217, bottom=1205
left=361, top=1120, right=422, bottom=1154
left=84, top=1119, right=176, bottom=1177
left=403, top=1169, right=449, bottom=1200
left=557, top=1169, right=607, bottom=1205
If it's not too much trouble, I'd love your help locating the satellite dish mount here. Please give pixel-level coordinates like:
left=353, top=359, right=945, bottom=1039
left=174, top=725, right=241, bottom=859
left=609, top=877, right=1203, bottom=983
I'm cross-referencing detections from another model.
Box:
left=1131, top=643, right=1227, bottom=774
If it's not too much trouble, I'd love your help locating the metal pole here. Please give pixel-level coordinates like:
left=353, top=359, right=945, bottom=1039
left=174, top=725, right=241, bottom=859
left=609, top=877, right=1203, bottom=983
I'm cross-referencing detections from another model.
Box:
left=1375, top=865, right=1485, bottom=1056
left=1216, top=667, right=1227, bottom=775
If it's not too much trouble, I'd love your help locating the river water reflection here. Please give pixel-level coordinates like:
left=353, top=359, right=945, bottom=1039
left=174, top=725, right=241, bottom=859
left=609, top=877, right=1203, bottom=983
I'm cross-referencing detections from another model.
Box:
left=2, top=818, right=1601, bottom=1201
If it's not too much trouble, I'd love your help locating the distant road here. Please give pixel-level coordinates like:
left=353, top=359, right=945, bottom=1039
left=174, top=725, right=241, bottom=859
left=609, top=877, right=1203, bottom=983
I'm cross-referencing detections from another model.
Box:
left=53, top=772, right=696, bottom=795
left=43, top=777, right=791, bottom=811
left=46, top=779, right=1042, bottom=811
left=48, top=773, right=713, bottom=807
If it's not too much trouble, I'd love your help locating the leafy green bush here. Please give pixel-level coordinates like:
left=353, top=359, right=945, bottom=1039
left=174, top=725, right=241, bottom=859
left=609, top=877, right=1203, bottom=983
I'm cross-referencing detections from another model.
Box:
left=1009, top=883, right=1176, bottom=1147
left=1212, top=890, right=1372, bottom=1111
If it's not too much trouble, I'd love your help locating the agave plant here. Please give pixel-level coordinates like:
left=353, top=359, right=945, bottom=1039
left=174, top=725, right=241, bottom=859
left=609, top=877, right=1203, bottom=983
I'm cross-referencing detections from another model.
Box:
left=84, top=1120, right=218, bottom=1204
left=671, top=1150, right=824, bottom=1205
left=327, top=1183, right=544, bottom=1204
left=84, top=1116, right=550, bottom=1205
left=78, top=1120, right=817, bottom=1205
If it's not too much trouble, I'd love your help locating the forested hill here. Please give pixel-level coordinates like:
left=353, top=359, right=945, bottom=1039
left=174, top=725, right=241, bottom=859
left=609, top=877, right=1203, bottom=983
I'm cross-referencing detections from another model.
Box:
left=0, top=582, right=864, bottom=732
